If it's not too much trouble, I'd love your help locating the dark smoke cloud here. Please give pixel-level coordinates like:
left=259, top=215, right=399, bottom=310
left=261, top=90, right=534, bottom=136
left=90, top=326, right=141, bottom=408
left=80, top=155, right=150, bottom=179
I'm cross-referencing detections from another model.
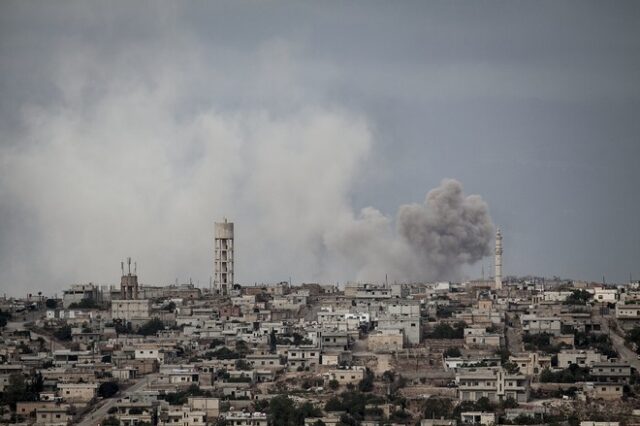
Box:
left=397, top=179, right=494, bottom=280
left=326, top=179, right=494, bottom=283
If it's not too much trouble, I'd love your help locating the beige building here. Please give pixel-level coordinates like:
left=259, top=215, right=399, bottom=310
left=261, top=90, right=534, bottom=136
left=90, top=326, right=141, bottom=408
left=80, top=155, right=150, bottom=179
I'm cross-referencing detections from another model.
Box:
left=324, top=367, right=365, bottom=386
left=35, top=406, right=72, bottom=425
left=584, top=382, right=624, bottom=400
left=224, top=412, right=268, bottom=426
left=557, top=350, right=604, bottom=368
left=509, top=352, right=552, bottom=376
left=367, top=330, right=404, bottom=352
left=57, top=382, right=98, bottom=403
left=111, top=299, right=151, bottom=321
left=188, top=397, right=220, bottom=418
left=457, top=367, right=528, bottom=403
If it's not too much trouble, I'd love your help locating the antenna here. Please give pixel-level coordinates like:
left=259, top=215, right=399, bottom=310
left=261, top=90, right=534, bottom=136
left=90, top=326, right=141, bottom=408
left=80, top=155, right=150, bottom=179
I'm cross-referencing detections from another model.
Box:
left=127, top=257, right=131, bottom=274
left=121, top=261, right=124, bottom=276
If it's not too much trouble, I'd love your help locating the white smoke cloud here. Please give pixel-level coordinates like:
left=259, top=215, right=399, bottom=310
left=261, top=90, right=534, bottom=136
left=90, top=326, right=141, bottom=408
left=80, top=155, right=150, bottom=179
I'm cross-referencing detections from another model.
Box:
left=0, top=13, right=493, bottom=294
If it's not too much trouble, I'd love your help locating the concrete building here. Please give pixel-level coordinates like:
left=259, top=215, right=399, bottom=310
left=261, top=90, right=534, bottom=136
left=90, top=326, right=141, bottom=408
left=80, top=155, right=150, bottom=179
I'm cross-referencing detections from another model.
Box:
left=57, top=383, right=98, bottom=403
left=509, top=352, right=552, bottom=376
left=367, top=329, right=404, bottom=352
left=111, top=299, right=151, bottom=322
left=214, top=219, right=234, bottom=296
left=324, top=367, right=366, bottom=386
left=62, top=283, right=101, bottom=308
left=590, top=362, right=632, bottom=383
left=223, top=412, right=268, bottom=426
left=521, top=315, right=562, bottom=335
left=457, top=367, right=528, bottom=403
left=557, top=350, right=604, bottom=368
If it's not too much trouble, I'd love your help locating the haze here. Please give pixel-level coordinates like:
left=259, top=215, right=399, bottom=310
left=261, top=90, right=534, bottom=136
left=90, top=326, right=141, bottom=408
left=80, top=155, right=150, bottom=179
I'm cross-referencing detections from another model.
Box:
left=1, top=1, right=639, bottom=295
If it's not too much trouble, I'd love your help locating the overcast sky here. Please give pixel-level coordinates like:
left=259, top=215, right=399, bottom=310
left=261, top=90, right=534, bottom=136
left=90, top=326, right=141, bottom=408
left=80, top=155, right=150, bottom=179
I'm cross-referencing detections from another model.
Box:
left=1, top=1, right=639, bottom=295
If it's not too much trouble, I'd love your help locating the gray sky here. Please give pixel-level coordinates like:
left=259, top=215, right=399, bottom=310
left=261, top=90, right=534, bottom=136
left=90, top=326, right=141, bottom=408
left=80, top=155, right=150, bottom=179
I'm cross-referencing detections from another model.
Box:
left=1, top=1, right=639, bottom=295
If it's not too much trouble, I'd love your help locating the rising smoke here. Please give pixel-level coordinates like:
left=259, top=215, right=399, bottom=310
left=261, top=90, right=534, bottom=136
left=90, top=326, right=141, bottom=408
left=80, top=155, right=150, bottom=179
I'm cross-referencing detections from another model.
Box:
left=326, top=179, right=494, bottom=283
left=0, top=6, right=494, bottom=293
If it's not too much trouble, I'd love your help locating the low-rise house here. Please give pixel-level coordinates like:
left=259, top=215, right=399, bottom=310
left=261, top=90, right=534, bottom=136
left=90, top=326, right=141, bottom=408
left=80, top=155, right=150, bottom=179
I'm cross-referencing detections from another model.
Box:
left=187, top=397, right=220, bottom=418
left=459, top=412, right=495, bottom=425
left=583, top=382, right=624, bottom=400
left=367, top=330, right=404, bottom=352
left=114, top=396, right=158, bottom=426
left=35, top=405, right=72, bottom=425
left=509, top=352, right=552, bottom=376
left=158, top=405, right=206, bottom=426
left=224, top=411, right=268, bottom=426
left=245, top=353, right=283, bottom=370
left=463, top=328, right=503, bottom=349
left=57, top=382, right=98, bottom=403
left=286, top=346, right=321, bottom=369
left=324, top=367, right=365, bottom=386
left=557, top=350, right=605, bottom=368
left=521, top=315, right=562, bottom=335
left=457, top=367, right=528, bottom=403
left=590, top=362, right=632, bottom=383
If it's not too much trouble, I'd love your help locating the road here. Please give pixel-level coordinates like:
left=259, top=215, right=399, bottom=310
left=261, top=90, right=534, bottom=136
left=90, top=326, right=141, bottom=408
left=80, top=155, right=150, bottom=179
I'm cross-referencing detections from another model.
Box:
left=600, top=317, right=640, bottom=370
left=6, top=310, right=68, bottom=351
left=505, top=313, right=523, bottom=354
left=76, top=374, right=158, bottom=426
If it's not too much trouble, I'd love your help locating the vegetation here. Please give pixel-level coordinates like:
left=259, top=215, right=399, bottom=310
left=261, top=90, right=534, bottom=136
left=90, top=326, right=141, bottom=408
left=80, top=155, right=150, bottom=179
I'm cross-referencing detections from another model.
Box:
left=563, top=289, right=593, bottom=305
left=574, top=332, right=617, bottom=358
left=98, top=381, right=120, bottom=398
left=0, top=373, right=41, bottom=410
left=137, top=318, right=165, bottom=336
left=206, top=347, right=241, bottom=360
left=45, top=299, right=58, bottom=309
left=626, top=326, right=640, bottom=353
left=266, top=395, right=322, bottom=426
left=102, top=416, right=120, bottom=426
left=235, top=359, right=252, bottom=371
left=539, top=364, right=591, bottom=383
left=209, top=338, right=225, bottom=348
left=358, top=368, right=375, bottom=392
left=53, top=325, right=73, bottom=341
left=324, top=391, right=385, bottom=422
left=423, top=397, right=453, bottom=419
left=159, top=385, right=212, bottom=405
left=0, top=309, right=11, bottom=328
left=424, top=321, right=466, bottom=339
left=443, top=347, right=462, bottom=357
left=522, top=333, right=564, bottom=353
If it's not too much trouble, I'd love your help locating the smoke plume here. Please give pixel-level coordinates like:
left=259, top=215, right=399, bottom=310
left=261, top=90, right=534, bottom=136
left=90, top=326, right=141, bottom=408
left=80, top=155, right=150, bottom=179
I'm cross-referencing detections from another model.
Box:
left=326, top=179, right=494, bottom=283
left=0, top=4, right=494, bottom=293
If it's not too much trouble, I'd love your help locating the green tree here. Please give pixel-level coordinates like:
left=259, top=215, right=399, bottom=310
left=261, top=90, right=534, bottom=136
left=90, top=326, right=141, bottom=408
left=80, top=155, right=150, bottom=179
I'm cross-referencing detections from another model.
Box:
left=358, top=368, right=375, bottom=392
left=45, top=299, right=58, bottom=309
left=444, top=347, right=462, bottom=357
left=423, top=397, right=452, bottom=419
left=102, top=416, right=120, bottom=426
left=98, top=381, right=120, bottom=398
left=137, top=318, right=165, bottom=336
left=53, top=325, right=72, bottom=341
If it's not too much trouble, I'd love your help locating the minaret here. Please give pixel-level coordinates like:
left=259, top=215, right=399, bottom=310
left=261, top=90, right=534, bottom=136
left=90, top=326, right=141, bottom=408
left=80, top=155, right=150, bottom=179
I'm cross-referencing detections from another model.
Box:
left=495, top=228, right=503, bottom=290
left=214, top=218, right=234, bottom=296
